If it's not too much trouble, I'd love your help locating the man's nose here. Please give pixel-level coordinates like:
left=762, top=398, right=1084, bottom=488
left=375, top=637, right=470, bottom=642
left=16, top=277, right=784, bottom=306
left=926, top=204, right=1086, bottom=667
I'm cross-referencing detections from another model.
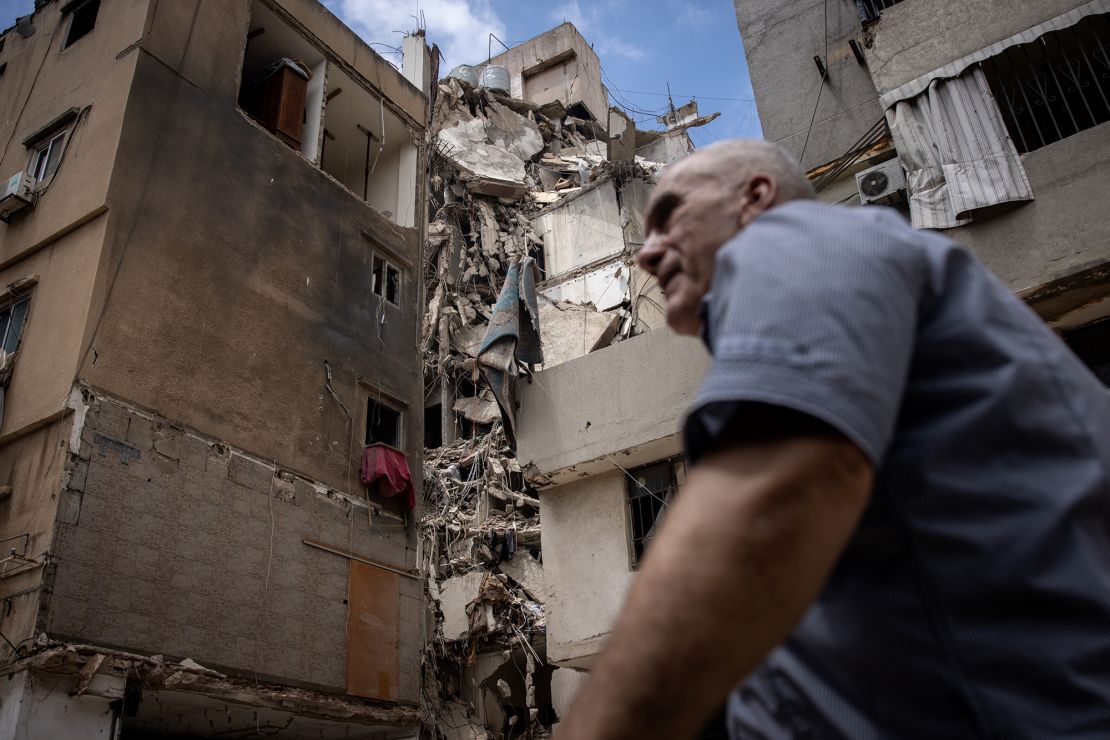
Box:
left=637, top=234, right=666, bottom=275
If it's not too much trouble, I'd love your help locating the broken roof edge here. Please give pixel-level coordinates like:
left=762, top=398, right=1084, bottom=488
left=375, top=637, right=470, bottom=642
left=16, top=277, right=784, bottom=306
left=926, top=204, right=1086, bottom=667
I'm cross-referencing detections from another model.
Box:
left=634, top=111, right=721, bottom=146
left=485, top=21, right=598, bottom=68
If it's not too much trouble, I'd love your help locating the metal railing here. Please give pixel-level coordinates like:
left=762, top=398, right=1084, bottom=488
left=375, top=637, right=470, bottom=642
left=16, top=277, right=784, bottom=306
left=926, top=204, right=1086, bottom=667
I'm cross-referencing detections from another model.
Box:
left=982, top=13, right=1110, bottom=154
left=856, top=0, right=907, bottom=23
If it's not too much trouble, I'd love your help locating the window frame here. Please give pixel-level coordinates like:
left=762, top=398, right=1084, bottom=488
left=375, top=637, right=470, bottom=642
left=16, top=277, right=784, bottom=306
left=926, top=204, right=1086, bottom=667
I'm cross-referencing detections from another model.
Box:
left=28, top=130, right=66, bottom=187
left=62, top=0, right=101, bottom=50
left=365, top=394, right=404, bottom=449
left=371, top=252, right=403, bottom=308
left=0, top=295, right=31, bottom=357
left=626, top=457, right=686, bottom=567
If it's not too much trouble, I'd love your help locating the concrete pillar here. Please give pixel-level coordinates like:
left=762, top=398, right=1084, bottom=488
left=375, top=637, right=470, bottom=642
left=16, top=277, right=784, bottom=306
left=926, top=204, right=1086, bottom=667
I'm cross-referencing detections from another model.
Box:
left=0, top=670, right=124, bottom=740
left=401, top=34, right=432, bottom=97
left=550, top=667, right=589, bottom=724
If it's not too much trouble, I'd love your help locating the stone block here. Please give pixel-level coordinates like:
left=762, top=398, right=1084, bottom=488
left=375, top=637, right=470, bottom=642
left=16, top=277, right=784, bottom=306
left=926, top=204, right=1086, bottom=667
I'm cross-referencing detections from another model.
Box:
left=205, top=444, right=230, bottom=478
left=56, top=489, right=83, bottom=525
left=178, top=433, right=211, bottom=471
left=152, top=425, right=183, bottom=461
left=125, top=414, right=154, bottom=450
left=227, top=454, right=273, bottom=493
left=67, top=459, right=89, bottom=492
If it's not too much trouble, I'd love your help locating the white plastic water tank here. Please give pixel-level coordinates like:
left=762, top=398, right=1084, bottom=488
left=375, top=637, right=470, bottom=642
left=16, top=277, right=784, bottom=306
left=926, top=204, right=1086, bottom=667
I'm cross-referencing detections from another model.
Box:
left=447, top=65, right=479, bottom=86
left=479, top=65, right=511, bottom=95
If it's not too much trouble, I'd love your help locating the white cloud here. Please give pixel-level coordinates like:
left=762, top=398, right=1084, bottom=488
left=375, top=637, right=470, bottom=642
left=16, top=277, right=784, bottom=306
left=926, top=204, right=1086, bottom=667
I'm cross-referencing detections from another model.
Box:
left=332, top=0, right=507, bottom=68
left=549, top=0, right=644, bottom=61
left=677, top=2, right=712, bottom=27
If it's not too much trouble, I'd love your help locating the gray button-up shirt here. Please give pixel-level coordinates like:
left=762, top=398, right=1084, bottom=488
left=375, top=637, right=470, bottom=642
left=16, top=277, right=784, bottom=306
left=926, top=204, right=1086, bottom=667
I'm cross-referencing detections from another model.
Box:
left=684, top=200, right=1110, bottom=738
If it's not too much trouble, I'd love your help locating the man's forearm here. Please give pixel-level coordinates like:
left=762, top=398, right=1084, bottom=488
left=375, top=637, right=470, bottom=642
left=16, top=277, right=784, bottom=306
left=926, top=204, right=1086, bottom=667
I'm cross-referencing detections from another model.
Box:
left=555, top=433, right=872, bottom=739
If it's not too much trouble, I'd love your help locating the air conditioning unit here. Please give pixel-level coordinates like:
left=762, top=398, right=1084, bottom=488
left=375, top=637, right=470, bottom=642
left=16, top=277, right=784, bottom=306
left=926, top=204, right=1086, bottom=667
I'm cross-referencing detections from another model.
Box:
left=0, top=172, right=36, bottom=221
left=855, top=159, right=905, bottom=205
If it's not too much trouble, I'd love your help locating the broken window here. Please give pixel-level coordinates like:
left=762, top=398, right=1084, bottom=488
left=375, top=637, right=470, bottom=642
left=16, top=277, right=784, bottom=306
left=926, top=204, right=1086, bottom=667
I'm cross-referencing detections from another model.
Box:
left=237, top=0, right=418, bottom=227
left=981, top=13, right=1110, bottom=154
left=238, top=0, right=326, bottom=160
left=371, top=254, right=402, bottom=306
left=1065, top=318, right=1110, bottom=387
left=63, top=0, right=100, bottom=48
left=627, top=458, right=685, bottom=565
left=366, top=397, right=402, bottom=447
left=0, top=297, right=29, bottom=355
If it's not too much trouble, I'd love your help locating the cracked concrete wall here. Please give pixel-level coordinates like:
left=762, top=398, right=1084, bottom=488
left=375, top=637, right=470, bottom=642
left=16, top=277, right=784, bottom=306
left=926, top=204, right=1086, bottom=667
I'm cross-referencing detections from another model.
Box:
left=733, top=0, right=884, bottom=171
left=46, top=391, right=422, bottom=701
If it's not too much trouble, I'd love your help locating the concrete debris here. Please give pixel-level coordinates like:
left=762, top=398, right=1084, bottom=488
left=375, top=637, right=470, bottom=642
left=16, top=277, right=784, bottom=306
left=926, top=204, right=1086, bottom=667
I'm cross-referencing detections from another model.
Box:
left=420, top=53, right=715, bottom=738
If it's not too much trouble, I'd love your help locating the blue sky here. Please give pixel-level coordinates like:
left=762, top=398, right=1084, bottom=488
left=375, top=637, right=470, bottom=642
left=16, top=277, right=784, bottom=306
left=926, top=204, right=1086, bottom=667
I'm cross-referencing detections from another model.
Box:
left=0, top=0, right=760, bottom=144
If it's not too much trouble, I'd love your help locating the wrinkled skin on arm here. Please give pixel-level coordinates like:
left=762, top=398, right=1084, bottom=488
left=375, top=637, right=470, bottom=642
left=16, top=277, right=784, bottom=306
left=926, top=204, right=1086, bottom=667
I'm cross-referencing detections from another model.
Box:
left=554, top=408, right=873, bottom=739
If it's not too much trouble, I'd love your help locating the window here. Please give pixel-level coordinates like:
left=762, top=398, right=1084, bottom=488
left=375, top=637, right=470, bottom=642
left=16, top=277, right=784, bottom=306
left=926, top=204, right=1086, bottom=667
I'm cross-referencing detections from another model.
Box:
left=982, top=13, right=1110, bottom=154
left=627, top=458, right=685, bottom=565
left=29, top=131, right=65, bottom=185
left=0, top=63, right=7, bottom=81
left=1065, top=318, right=1110, bottom=388
left=372, top=254, right=401, bottom=306
left=0, top=298, right=30, bottom=355
left=366, top=397, right=401, bottom=447
left=63, top=0, right=100, bottom=48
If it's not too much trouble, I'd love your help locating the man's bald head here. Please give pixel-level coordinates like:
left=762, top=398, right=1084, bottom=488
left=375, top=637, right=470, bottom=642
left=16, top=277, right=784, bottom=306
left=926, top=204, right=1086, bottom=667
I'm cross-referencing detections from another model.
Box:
left=666, top=139, right=816, bottom=205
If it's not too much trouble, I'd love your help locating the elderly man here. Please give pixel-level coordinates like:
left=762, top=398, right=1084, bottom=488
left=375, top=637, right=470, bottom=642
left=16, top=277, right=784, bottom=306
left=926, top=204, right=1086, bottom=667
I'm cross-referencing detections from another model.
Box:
left=555, top=140, right=1110, bottom=739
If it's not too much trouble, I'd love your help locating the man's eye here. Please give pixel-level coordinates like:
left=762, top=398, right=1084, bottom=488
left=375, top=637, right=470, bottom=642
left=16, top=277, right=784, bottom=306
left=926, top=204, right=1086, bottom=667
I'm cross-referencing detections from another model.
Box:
left=647, top=194, right=680, bottom=234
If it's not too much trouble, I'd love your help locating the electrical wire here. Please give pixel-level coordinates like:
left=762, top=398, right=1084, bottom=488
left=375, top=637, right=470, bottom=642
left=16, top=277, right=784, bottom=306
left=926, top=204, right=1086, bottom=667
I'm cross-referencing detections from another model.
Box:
left=798, top=0, right=829, bottom=164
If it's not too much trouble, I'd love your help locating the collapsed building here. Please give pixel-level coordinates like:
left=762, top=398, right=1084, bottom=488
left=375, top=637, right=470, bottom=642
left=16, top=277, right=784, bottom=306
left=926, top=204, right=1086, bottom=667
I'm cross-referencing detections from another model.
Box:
left=417, top=23, right=719, bottom=740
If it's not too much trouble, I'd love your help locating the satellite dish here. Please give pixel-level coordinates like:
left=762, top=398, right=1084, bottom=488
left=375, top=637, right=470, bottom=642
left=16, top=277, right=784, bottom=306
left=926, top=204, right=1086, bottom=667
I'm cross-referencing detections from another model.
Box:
left=859, top=170, right=889, bottom=197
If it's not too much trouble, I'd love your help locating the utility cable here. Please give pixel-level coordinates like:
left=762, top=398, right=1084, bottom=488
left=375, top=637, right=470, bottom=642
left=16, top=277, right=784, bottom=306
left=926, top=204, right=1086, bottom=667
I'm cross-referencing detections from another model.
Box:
left=798, top=0, right=830, bottom=165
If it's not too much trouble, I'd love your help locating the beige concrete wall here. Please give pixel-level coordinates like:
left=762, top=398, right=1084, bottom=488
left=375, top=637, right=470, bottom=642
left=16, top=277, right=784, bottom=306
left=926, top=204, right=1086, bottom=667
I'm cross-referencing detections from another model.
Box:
left=0, top=0, right=146, bottom=259
left=0, top=416, right=72, bottom=651
left=79, top=0, right=426, bottom=495
left=865, top=0, right=1085, bottom=93
left=950, top=123, right=1110, bottom=292
left=0, top=217, right=107, bottom=437
left=517, top=329, right=709, bottom=484
left=733, top=0, right=884, bottom=171
left=488, top=23, right=608, bottom=127
left=540, top=469, right=635, bottom=667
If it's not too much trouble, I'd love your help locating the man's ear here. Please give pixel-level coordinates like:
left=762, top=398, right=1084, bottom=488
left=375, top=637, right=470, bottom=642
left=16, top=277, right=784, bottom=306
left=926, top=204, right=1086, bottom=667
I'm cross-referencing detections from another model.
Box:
left=739, top=175, right=778, bottom=227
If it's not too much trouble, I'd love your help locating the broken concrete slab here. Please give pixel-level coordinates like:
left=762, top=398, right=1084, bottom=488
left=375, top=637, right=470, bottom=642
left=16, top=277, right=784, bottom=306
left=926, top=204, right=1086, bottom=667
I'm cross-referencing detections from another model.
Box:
left=541, top=262, right=629, bottom=312
left=453, top=393, right=501, bottom=425
left=485, top=101, right=545, bottom=161
left=535, top=180, right=624, bottom=275
left=499, top=551, right=547, bottom=604
left=438, top=115, right=527, bottom=189
left=438, top=570, right=487, bottom=641
left=539, top=301, right=621, bottom=369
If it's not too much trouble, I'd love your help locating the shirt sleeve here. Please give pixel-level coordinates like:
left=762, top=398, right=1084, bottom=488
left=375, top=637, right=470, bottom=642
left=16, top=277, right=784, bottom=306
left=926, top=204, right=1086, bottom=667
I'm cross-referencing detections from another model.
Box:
left=684, top=203, right=928, bottom=467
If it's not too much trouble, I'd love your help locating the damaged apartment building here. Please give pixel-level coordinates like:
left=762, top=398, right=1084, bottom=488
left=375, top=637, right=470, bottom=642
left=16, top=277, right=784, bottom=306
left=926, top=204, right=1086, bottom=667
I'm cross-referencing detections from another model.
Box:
left=417, top=21, right=722, bottom=739
left=732, top=0, right=1110, bottom=380
left=0, top=0, right=433, bottom=737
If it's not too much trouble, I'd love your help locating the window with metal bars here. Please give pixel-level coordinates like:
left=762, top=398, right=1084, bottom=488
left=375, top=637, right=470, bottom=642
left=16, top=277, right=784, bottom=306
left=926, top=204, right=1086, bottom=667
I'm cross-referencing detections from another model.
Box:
left=982, top=13, right=1110, bottom=154
left=626, top=458, right=685, bottom=566
left=855, top=0, right=907, bottom=24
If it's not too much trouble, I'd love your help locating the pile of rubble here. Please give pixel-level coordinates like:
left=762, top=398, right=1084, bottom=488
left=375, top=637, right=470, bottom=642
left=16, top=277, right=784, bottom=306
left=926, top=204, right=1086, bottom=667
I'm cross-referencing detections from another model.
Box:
left=418, top=73, right=715, bottom=739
